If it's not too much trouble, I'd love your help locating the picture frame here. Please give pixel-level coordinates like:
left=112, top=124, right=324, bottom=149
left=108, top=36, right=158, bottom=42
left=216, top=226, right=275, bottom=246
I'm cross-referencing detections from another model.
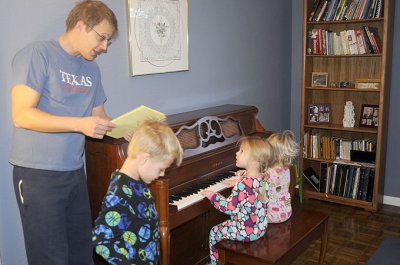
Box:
left=311, top=72, right=328, bottom=87
left=126, top=0, right=189, bottom=76
left=308, top=104, right=331, bottom=124
left=359, top=104, right=379, bottom=127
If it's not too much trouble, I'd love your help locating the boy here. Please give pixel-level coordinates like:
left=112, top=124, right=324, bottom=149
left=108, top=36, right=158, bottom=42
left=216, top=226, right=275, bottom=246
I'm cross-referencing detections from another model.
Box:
left=92, top=120, right=183, bottom=265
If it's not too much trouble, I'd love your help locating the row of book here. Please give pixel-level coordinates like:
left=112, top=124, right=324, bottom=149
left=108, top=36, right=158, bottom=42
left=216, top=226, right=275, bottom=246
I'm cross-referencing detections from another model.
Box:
left=309, top=0, right=383, bottom=22
left=303, top=129, right=376, bottom=160
left=303, top=161, right=375, bottom=202
left=306, top=26, right=382, bottom=55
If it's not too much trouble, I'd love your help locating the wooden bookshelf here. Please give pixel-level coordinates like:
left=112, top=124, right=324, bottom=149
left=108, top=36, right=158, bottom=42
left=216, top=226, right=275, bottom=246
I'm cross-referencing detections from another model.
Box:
left=300, top=0, right=394, bottom=211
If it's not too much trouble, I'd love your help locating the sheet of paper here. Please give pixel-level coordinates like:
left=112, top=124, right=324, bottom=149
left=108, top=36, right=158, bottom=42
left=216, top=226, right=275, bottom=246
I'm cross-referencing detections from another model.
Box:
left=106, top=105, right=166, bottom=139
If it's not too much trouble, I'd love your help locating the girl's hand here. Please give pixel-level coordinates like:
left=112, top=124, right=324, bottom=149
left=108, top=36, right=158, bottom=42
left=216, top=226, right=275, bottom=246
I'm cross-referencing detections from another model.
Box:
left=201, top=190, right=213, bottom=198
left=222, top=178, right=236, bottom=187
left=235, top=170, right=246, bottom=177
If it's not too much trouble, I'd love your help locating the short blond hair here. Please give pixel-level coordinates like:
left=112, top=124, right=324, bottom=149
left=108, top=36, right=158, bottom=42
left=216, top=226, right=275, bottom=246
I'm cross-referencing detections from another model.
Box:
left=238, top=136, right=274, bottom=176
left=268, top=130, right=299, bottom=168
left=127, top=120, right=183, bottom=166
left=66, top=0, right=118, bottom=38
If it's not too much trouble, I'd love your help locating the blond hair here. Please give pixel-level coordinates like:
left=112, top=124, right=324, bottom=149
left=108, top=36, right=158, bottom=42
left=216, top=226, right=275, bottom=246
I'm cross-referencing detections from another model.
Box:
left=238, top=136, right=274, bottom=176
left=127, top=120, right=183, bottom=166
left=238, top=136, right=274, bottom=201
left=66, top=0, right=118, bottom=38
left=268, top=130, right=299, bottom=168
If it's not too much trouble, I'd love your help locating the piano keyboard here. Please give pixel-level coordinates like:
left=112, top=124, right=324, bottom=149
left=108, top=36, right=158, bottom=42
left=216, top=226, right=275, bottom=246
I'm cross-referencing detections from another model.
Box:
left=169, top=171, right=238, bottom=210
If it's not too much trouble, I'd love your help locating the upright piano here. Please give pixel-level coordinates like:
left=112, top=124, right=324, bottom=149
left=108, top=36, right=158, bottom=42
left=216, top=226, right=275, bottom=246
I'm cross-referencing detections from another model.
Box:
left=85, top=104, right=272, bottom=265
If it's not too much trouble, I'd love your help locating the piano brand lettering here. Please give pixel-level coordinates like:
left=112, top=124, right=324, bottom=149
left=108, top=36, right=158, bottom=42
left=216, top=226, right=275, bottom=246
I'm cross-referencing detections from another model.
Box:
left=59, top=70, right=93, bottom=87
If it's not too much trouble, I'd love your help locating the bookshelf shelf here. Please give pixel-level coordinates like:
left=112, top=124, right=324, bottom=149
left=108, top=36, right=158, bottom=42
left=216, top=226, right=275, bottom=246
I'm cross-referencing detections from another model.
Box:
left=306, top=86, right=380, bottom=92
left=304, top=124, right=377, bottom=133
left=306, top=54, right=381, bottom=57
left=307, top=17, right=384, bottom=25
left=300, top=0, right=394, bottom=211
left=303, top=189, right=373, bottom=209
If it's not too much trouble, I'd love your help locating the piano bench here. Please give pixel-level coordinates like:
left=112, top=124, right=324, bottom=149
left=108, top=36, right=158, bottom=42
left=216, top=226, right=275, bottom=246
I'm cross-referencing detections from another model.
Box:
left=215, top=208, right=329, bottom=265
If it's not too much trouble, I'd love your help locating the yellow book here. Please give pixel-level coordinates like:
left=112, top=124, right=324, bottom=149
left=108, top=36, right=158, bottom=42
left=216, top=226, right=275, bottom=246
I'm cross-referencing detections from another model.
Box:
left=106, top=105, right=166, bottom=139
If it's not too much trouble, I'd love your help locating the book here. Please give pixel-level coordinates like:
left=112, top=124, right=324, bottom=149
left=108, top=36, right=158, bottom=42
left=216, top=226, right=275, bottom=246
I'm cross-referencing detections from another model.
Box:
left=306, top=29, right=313, bottom=55
left=334, top=0, right=347, bottom=20
left=369, top=27, right=382, bottom=53
left=374, top=0, right=383, bottom=18
left=355, top=82, right=380, bottom=89
left=366, top=168, right=375, bottom=201
left=303, top=167, right=320, bottom=192
left=347, top=29, right=358, bottom=54
left=351, top=167, right=361, bottom=199
left=320, top=162, right=329, bottom=193
left=325, top=0, right=338, bottom=21
left=313, top=0, right=327, bottom=21
left=361, top=167, right=370, bottom=200
left=309, top=0, right=324, bottom=21
left=345, top=166, right=355, bottom=197
left=106, top=105, right=166, bottom=139
left=330, top=163, right=338, bottom=194
left=348, top=0, right=360, bottom=19
left=355, top=29, right=367, bottom=54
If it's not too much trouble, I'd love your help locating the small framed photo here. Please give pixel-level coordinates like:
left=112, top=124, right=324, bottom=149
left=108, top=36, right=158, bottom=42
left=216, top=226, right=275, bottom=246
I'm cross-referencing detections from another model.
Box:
left=308, top=104, right=331, bottom=124
left=312, top=72, right=328, bottom=87
left=359, top=104, right=379, bottom=127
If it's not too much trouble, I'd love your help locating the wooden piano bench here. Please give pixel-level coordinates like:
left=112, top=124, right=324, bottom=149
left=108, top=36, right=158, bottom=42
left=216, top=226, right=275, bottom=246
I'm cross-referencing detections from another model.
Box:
left=215, top=208, right=329, bottom=265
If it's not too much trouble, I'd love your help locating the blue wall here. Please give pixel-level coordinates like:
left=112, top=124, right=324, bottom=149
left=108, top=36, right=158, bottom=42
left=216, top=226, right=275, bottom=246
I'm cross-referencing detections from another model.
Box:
left=0, top=0, right=398, bottom=264
left=0, top=1, right=292, bottom=264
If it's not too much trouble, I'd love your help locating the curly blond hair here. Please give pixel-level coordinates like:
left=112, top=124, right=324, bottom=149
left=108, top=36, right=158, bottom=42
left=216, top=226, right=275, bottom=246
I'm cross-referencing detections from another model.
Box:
left=268, top=130, right=299, bottom=168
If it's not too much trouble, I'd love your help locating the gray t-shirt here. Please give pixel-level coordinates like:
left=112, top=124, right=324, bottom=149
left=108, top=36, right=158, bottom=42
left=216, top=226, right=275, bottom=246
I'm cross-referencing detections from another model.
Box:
left=9, top=40, right=106, bottom=171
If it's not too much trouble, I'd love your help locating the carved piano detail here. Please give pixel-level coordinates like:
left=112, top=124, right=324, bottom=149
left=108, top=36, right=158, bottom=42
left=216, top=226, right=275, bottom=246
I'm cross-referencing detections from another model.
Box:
left=85, top=104, right=272, bottom=265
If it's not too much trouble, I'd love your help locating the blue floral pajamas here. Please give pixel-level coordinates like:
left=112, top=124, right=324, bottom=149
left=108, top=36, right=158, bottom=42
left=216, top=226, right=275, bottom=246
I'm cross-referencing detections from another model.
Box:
left=207, top=175, right=268, bottom=265
left=92, top=170, right=160, bottom=265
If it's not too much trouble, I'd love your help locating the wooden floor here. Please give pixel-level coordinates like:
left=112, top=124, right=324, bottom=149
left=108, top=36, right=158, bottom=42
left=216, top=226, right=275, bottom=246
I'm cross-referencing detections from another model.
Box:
left=290, top=195, right=400, bottom=265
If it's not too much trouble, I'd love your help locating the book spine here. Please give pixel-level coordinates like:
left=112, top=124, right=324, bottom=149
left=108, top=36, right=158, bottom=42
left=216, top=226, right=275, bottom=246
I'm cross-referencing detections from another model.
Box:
left=329, top=0, right=341, bottom=21
left=343, top=0, right=356, bottom=20
left=325, top=0, right=337, bottom=21
left=374, top=0, right=382, bottom=18
left=309, top=0, right=323, bottom=21
left=360, top=0, right=370, bottom=19
left=363, top=26, right=378, bottom=53
left=306, top=29, right=313, bottom=55
left=348, top=0, right=360, bottom=19
left=316, top=0, right=329, bottom=21
left=335, top=0, right=346, bottom=20
left=311, top=29, right=319, bottom=55
left=355, top=29, right=366, bottom=54
left=353, top=0, right=365, bottom=19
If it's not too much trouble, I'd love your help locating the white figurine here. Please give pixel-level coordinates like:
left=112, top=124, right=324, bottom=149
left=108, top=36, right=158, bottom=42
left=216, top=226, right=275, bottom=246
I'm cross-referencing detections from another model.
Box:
left=343, top=101, right=355, bottom=127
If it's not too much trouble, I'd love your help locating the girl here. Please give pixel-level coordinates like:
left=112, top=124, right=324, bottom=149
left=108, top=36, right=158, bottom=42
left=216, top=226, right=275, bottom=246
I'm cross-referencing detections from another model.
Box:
left=201, top=136, right=274, bottom=265
left=266, top=130, right=299, bottom=223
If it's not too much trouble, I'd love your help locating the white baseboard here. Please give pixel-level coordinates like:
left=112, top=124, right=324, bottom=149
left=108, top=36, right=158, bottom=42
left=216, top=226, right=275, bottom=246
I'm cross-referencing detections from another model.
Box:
left=383, top=195, right=400, bottom=207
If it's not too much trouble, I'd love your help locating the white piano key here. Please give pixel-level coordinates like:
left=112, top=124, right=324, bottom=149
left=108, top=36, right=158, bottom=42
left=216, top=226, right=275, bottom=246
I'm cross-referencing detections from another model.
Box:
left=172, top=175, right=237, bottom=210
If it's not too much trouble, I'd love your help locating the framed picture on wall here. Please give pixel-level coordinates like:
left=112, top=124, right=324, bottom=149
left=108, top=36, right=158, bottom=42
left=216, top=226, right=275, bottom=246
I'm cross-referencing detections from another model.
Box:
left=359, top=104, right=379, bottom=127
left=126, top=0, right=189, bottom=76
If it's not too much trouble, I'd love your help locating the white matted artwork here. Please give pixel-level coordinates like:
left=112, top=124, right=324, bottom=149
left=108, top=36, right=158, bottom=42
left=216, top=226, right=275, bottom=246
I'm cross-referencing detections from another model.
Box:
left=127, top=0, right=189, bottom=76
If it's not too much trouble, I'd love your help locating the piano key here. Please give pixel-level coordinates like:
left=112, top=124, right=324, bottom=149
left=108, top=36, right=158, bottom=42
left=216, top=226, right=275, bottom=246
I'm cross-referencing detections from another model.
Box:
left=170, top=174, right=237, bottom=210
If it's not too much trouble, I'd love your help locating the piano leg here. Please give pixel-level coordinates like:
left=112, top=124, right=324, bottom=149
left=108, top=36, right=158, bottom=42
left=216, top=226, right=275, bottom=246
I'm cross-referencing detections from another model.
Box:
left=160, top=225, right=170, bottom=265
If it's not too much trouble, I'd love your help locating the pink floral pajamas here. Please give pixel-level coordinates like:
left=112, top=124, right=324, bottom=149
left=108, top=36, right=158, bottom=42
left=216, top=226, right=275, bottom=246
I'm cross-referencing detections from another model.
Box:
left=266, top=167, right=292, bottom=223
left=207, top=175, right=268, bottom=265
